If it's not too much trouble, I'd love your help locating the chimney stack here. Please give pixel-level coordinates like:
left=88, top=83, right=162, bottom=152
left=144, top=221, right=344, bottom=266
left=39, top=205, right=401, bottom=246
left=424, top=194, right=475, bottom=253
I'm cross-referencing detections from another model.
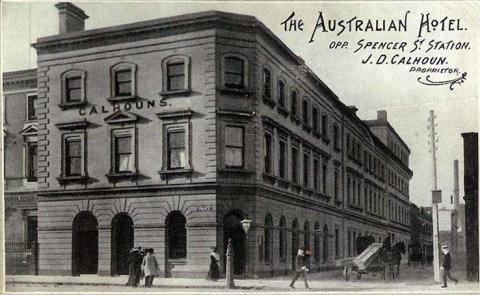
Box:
left=377, top=110, right=387, bottom=122
left=348, top=106, right=358, bottom=114
left=55, top=2, right=89, bottom=34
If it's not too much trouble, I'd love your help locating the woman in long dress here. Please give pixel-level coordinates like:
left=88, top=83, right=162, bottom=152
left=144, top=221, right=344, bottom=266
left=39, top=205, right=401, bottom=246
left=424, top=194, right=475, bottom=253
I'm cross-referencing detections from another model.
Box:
left=141, top=248, right=159, bottom=287
left=206, top=247, right=220, bottom=281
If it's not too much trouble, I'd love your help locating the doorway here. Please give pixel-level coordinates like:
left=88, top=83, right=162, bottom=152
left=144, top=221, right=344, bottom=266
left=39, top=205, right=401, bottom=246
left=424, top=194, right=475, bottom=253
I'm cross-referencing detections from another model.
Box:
left=72, top=212, right=98, bottom=275
left=223, top=212, right=246, bottom=275
left=111, top=213, right=134, bottom=276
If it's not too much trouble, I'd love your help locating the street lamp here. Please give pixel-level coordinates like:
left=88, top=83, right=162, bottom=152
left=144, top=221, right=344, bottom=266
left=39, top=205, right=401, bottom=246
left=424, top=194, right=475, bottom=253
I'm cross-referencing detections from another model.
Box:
left=241, top=218, right=252, bottom=277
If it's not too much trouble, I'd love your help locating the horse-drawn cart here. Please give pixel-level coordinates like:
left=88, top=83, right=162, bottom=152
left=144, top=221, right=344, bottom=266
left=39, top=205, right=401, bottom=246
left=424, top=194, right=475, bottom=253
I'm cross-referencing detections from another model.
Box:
left=336, top=242, right=386, bottom=281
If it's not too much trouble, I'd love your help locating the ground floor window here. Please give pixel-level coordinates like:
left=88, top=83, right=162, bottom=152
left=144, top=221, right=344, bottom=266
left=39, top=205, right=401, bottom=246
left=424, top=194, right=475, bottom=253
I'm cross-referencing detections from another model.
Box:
left=167, top=211, right=187, bottom=259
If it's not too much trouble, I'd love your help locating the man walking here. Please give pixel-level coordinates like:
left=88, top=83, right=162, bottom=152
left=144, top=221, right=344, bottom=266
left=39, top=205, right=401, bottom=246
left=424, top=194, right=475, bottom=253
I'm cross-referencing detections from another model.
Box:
left=441, top=244, right=459, bottom=288
left=289, top=247, right=309, bottom=289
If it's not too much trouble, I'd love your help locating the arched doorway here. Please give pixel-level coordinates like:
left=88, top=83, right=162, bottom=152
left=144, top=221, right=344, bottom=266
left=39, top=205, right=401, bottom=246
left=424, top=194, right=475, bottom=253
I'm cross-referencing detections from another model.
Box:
left=223, top=212, right=246, bottom=275
left=72, top=211, right=98, bottom=275
left=111, top=213, right=134, bottom=276
left=165, top=211, right=187, bottom=277
left=291, top=219, right=299, bottom=270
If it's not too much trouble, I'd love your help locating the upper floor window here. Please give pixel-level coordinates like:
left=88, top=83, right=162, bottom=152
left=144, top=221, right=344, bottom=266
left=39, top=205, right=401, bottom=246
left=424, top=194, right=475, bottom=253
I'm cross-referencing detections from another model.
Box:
left=162, top=56, right=190, bottom=93
left=112, top=131, right=135, bottom=173
left=333, top=124, right=340, bottom=150
left=64, top=136, right=83, bottom=177
left=302, top=98, right=309, bottom=125
left=225, top=126, right=244, bottom=168
left=321, top=114, right=328, bottom=138
left=26, top=142, right=38, bottom=182
left=291, top=146, right=299, bottom=184
left=278, top=79, right=286, bottom=107
left=26, top=94, right=37, bottom=121
left=290, top=90, right=298, bottom=117
left=312, top=107, right=319, bottom=133
left=303, top=152, right=310, bottom=187
left=222, top=55, right=248, bottom=90
left=313, top=158, right=319, bottom=191
left=263, top=68, right=272, bottom=99
left=167, top=130, right=186, bottom=169
left=60, top=69, right=86, bottom=107
left=264, top=132, right=273, bottom=174
left=278, top=138, right=287, bottom=179
left=110, top=63, right=136, bottom=100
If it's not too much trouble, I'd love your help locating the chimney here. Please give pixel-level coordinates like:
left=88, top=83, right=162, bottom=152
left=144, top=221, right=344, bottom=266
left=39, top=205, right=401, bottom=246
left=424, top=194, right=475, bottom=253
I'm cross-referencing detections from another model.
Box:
left=348, top=105, right=358, bottom=114
left=377, top=110, right=387, bottom=122
left=55, top=2, right=89, bottom=34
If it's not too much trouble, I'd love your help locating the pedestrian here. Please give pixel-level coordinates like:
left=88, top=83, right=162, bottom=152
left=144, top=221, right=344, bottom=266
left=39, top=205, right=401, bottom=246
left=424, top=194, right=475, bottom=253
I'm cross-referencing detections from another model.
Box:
left=206, top=247, right=220, bottom=281
left=289, top=247, right=309, bottom=289
left=142, top=248, right=159, bottom=288
left=440, top=245, right=459, bottom=288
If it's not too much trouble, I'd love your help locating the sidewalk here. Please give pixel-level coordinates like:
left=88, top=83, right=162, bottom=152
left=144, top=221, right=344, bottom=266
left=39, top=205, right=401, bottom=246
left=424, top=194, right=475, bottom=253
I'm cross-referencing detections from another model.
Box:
left=6, top=266, right=480, bottom=293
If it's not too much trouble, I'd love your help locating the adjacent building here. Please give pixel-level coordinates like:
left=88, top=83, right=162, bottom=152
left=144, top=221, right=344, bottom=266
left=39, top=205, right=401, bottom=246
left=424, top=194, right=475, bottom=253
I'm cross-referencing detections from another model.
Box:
left=409, top=203, right=433, bottom=263
left=4, top=3, right=414, bottom=277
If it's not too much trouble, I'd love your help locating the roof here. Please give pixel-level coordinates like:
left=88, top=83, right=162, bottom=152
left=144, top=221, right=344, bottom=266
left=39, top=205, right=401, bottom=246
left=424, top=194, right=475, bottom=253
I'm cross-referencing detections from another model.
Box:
left=3, top=69, right=37, bottom=89
left=364, top=119, right=411, bottom=153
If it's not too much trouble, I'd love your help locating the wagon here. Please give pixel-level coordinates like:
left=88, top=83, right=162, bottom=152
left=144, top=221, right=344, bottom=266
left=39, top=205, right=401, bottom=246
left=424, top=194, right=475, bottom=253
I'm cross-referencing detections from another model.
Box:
left=336, top=241, right=387, bottom=281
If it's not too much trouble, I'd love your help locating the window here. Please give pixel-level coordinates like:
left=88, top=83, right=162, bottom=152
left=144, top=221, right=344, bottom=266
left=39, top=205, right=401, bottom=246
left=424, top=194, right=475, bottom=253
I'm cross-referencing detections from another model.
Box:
left=322, top=163, right=327, bottom=194
left=304, top=221, right=310, bottom=250
left=26, top=142, right=38, bottom=182
left=321, top=114, right=328, bottom=137
left=225, top=126, right=244, bottom=168
left=167, top=212, right=187, bottom=259
left=347, top=177, right=351, bottom=204
left=313, top=158, right=319, bottom=191
left=65, top=138, right=82, bottom=176
left=314, top=223, right=320, bottom=261
left=26, top=216, right=38, bottom=249
left=323, top=225, right=329, bottom=263
left=168, top=130, right=186, bottom=169
left=302, top=98, right=309, bottom=125
left=303, top=153, right=310, bottom=187
left=312, top=107, right=319, bottom=133
left=334, top=171, right=339, bottom=200
left=291, top=90, right=298, bottom=117
left=279, top=139, right=287, bottom=179
left=114, top=135, right=133, bottom=172
left=291, top=147, right=299, bottom=184
left=60, top=69, right=86, bottom=107
left=26, top=95, right=37, bottom=120
left=333, top=124, right=339, bottom=150
left=264, top=214, right=273, bottom=262
left=162, top=56, right=190, bottom=93
left=115, top=69, right=132, bottom=97
left=110, top=63, right=136, bottom=100
left=278, top=79, right=286, bottom=107
left=264, top=133, right=273, bottom=174
left=224, top=56, right=245, bottom=89
left=263, top=68, right=272, bottom=99
left=279, top=217, right=287, bottom=261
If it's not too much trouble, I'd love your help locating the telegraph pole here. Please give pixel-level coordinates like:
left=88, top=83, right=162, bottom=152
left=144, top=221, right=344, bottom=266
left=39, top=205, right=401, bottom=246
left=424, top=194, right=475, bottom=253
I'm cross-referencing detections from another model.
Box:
left=428, top=110, right=441, bottom=283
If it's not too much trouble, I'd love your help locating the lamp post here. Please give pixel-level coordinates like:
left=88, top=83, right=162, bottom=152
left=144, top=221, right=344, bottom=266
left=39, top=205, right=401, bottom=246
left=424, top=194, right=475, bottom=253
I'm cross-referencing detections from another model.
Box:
left=241, top=218, right=252, bottom=277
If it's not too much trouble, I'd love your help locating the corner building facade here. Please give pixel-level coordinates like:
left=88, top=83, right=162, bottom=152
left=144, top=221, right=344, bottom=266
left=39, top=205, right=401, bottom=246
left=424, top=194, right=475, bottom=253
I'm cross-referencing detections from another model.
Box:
left=33, top=6, right=412, bottom=277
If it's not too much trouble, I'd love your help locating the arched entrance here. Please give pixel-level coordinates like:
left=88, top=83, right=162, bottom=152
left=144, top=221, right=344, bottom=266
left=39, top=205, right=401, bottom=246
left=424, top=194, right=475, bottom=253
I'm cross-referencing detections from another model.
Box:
left=165, top=211, right=187, bottom=278
left=291, top=219, right=299, bottom=270
left=223, top=212, right=246, bottom=275
left=111, top=213, right=134, bottom=276
left=72, top=211, right=98, bottom=275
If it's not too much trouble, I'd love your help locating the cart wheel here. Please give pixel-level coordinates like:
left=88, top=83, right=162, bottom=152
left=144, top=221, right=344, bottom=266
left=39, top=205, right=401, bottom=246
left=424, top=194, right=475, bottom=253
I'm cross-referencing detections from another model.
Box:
left=343, top=266, right=350, bottom=281
left=356, top=273, right=362, bottom=280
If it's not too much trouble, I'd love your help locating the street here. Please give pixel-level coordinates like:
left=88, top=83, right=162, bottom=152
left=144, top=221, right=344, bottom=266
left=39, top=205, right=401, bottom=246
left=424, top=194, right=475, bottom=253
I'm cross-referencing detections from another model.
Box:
left=6, top=265, right=479, bottom=294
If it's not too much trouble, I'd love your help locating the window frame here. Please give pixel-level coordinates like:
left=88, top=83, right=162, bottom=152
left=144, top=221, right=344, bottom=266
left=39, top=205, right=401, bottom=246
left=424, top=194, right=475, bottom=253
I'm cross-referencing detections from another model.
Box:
left=162, top=55, right=191, bottom=95
left=277, top=77, right=287, bottom=108
left=109, top=63, right=137, bottom=102
left=25, top=141, right=38, bottom=182
left=26, top=94, right=38, bottom=121
left=109, top=127, right=137, bottom=176
left=278, top=136, right=288, bottom=180
left=290, top=89, right=299, bottom=119
left=60, top=69, right=87, bottom=108
left=263, top=131, right=274, bottom=174
left=302, top=97, right=310, bottom=127
left=221, top=54, right=249, bottom=91
left=224, top=125, right=245, bottom=169
left=162, top=122, right=192, bottom=172
left=262, top=67, right=272, bottom=99
left=60, top=132, right=86, bottom=179
left=291, top=145, right=299, bottom=184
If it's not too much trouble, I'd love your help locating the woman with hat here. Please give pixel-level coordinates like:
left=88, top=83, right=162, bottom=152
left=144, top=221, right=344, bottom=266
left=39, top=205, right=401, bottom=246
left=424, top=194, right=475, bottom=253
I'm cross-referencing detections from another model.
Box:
left=206, top=247, right=220, bottom=281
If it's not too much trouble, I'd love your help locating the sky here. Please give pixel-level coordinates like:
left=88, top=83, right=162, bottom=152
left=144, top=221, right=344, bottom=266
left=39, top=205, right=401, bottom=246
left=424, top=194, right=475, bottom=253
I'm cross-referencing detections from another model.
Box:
left=2, top=1, right=478, bottom=210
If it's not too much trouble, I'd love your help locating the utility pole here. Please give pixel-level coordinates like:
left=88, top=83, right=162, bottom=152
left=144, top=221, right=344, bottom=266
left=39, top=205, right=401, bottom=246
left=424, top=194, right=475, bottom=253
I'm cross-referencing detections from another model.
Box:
left=452, top=159, right=460, bottom=252
left=428, top=110, right=441, bottom=283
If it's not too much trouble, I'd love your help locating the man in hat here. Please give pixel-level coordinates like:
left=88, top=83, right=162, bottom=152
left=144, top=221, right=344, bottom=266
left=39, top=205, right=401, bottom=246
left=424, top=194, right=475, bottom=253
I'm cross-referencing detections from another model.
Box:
left=289, top=247, right=309, bottom=289
left=440, top=244, right=458, bottom=288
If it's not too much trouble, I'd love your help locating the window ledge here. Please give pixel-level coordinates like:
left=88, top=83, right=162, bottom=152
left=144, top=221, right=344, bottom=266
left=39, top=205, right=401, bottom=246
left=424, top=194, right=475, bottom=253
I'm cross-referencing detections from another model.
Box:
left=303, top=187, right=314, bottom=195
left=262, top=95, right=276, bottom=108
left=262, top=172, right=277, bottom=184
left=348, top=204, right=363, bottom=212
left=58, top=101, right=86, bottom=110
left=107, top=95, right=137, bottom=103
left=277, top=178, right=290, bottom=188
left=291, top=182, right=302, bottom=192
left=315, top=193, right=331, bottom=202
left=334, top=200, right=342, bottom=206
left=219, top=88, right=252, bottom=97
left=57, top=175, right=88, bottom=185
left=290, top=115, right=301, bottom=125
left=277, top=105, right=289, bottom=117
left=218, top=168, right=255, bottom=174
left=159, top=89, right=191, bottom=97
left=168, top=258, right=187, bottom=265
left=312, top=130, right=322, bottom=139
left=106, top=172, right=139, bottom=182
left=302, top=124, right=312, bottom=132
left=322, top=136, right=330, bottom=145
left=157, top=168, right=193, bottom=179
